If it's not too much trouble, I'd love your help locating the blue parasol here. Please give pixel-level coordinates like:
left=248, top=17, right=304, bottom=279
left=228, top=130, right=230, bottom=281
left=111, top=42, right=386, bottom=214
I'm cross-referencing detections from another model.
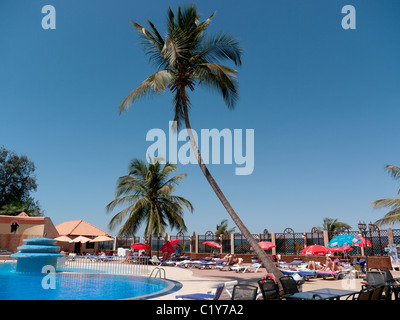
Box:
left=327, top=234, right=361, bottom=248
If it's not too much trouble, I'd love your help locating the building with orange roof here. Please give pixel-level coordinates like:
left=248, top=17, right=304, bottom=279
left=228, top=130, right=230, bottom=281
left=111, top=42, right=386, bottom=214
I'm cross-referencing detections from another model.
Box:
left=55, top=219, right=113, bottom=254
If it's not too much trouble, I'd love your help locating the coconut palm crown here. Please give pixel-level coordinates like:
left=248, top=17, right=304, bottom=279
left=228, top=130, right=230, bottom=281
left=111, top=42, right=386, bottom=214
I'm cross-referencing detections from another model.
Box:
left=106, top=158, right=193, bottom=237
left=119, top=4, right=242, bottom=129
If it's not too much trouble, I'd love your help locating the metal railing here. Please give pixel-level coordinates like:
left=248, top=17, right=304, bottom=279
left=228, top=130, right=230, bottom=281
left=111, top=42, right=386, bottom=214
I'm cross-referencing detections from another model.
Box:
left=58, top=255, right=149, bottom=276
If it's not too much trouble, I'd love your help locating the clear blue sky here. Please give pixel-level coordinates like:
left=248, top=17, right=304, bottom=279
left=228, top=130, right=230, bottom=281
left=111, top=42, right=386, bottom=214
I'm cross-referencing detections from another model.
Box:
left=1, top=0, right=399, bottom=237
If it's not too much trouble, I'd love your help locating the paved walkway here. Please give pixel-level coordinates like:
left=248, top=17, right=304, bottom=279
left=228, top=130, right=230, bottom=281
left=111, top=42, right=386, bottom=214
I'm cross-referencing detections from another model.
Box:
left=147, top=264, right=399, bottom=300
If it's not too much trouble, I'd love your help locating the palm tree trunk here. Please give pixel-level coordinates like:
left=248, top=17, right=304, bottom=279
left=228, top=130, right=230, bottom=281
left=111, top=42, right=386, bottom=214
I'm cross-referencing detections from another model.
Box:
left=181, top=91, right=284, bottom=283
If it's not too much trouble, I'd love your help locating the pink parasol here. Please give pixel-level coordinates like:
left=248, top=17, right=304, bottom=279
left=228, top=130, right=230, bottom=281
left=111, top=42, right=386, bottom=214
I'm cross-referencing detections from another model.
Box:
left=353, top=236, right=372, bottom=247
left=250, top=241, right=276, bottom=251
left=201, top=241, right=222, bottom=249
left=300, top=245, right=330, bottom=255
left=130, top=243, right=152, bottom=251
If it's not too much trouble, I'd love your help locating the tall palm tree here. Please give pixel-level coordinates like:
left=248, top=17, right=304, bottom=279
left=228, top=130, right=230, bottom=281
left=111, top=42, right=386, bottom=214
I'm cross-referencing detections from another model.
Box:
left=118, top=4, right=283, bottom=280
left=106, top=158, right=193, bottom=238
left=371, top=165, right=400, bottom=226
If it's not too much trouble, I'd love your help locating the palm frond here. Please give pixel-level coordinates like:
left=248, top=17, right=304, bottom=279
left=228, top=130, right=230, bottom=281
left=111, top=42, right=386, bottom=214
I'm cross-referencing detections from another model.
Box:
left=371, top=198, right=400, bottom=209
left=114, top=177, right=146, bottom=199
left=385, top=165, right=400, bottom=178
left=194, top=32, right=243, bottom=67
left=106, top=194, right=140, bottom=212
left=157, top=184, right=175, bottom=196
left=161, top=33, right=187, bottom=67
left=164, top=173, right=188, bottom=186
left=128, top=158, right=149, bottom=177
left=130, top=20, right=166, bottom=68
left=115, top=206, right=147, bottom=236
left=196, top=63, right=239, bottom=109
left=107, top=203, right=137, bottom=231
left=385, top=165, right=400, bottom=181
left=374, top=208, right=400, bottom=226
left=159, top=161, right=178, bottom=180
left=118, top=69, right=175, bottom=114
left=169, top=195, right=194, bottom=212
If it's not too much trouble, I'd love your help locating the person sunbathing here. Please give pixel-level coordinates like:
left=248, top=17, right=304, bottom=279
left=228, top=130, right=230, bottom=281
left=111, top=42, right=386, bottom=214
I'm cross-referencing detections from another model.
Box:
left=307, top=260, right=324, bottom=270
left=323, top=257, right=343, bottom=271
left=220, top=254, right=238, bottom=265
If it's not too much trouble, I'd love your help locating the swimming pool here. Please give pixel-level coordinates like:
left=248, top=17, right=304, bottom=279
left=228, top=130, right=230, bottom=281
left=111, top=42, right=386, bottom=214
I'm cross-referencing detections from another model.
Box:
left=0, top=263, right=175, bottom=300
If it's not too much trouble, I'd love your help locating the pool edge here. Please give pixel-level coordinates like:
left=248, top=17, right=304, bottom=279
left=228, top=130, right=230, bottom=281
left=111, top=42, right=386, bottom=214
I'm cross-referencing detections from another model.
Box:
left=123, top=278, right=183, bottom=300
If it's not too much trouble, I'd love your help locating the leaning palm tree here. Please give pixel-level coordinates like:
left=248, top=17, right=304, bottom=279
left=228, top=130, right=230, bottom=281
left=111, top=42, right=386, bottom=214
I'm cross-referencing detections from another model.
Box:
left=106, top=158, right=193, bottom=239
left=371, top=165, right=400, bottom=226
left=118, top=4, right=283, bottom=280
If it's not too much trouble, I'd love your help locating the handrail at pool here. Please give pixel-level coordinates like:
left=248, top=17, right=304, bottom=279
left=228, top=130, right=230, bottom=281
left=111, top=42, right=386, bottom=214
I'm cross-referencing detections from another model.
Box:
left=149, top=267, right=166, bottom=279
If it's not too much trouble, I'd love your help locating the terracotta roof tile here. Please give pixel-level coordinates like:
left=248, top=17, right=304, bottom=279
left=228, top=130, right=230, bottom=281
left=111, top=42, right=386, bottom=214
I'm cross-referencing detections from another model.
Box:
left=56, top=220, right=110, bottom=237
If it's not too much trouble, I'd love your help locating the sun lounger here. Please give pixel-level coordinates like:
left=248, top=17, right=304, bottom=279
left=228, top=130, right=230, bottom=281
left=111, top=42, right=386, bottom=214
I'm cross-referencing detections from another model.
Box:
left=231, top=262, right=262, bottom=273
left=219, top=280, right=238, bottom=300
left=175, top=259, right=204, bottom=268
left=279, top=268, right=316, bottom=280
left=98, top=254, right=113, bottom=262
left=175, top=284, right=225, bottom=300
left=316, top=270, right=349, bottom=280
left=150, top=256, right=164, bottom=266
left=279, top=259, right=303, bottom=268
left=149, top=256, right=176, bottom=266
left=175, top=280, right=238, bottom=300
left=196, top=260, right=226, bottom=269
left=85, top=253, right=103, bottom=262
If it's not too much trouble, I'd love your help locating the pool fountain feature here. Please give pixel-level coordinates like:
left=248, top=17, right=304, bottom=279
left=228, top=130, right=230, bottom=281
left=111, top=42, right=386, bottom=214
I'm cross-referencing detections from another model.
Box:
left=11, top=237, right=64, bottom=273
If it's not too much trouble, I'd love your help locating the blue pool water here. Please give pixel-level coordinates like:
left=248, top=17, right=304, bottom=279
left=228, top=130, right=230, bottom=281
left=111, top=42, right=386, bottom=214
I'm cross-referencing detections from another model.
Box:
left=0, top=263, right=169, bottom=300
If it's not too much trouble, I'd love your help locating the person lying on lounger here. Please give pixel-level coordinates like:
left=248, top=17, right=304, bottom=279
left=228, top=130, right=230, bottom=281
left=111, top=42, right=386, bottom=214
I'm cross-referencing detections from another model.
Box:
left=308, top=257, right=344, bottom=271
left=307, top=260, right=324, bottom=270
left=218, top=254, right=238, bottom=265
left=324, top=257, right=343, bottom=271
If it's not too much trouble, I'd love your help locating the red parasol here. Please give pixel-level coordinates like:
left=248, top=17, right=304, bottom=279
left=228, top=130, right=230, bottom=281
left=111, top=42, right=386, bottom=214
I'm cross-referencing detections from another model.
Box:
left=201, top=241, right=222, bottom=249
left=353, top=236, right=372, bottom=247
left=300, top=245, right=330, bottom=255
left=130, top=243, right=152, bottom=251
left=250, top=241, right=276, bottom=251
left=160, top=241, right=175, bottom=254
left=169, top=239, right=180, bottom=245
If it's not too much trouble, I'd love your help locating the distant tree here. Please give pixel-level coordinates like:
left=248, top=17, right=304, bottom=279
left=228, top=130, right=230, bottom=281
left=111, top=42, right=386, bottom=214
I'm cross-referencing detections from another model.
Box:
left=0, top=146, right=42, bottom=216
left=0, top=199, right=42, bottom=216
left=215, top=219, right=236, bottom=237
left=317, top=217, right=351, bottom=237
left=371, top=165, right=400, bottom=226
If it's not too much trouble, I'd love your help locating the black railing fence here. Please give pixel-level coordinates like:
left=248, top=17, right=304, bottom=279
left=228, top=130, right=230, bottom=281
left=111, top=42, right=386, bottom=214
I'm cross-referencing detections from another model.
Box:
left=118, top=226, right=400, bottom=257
